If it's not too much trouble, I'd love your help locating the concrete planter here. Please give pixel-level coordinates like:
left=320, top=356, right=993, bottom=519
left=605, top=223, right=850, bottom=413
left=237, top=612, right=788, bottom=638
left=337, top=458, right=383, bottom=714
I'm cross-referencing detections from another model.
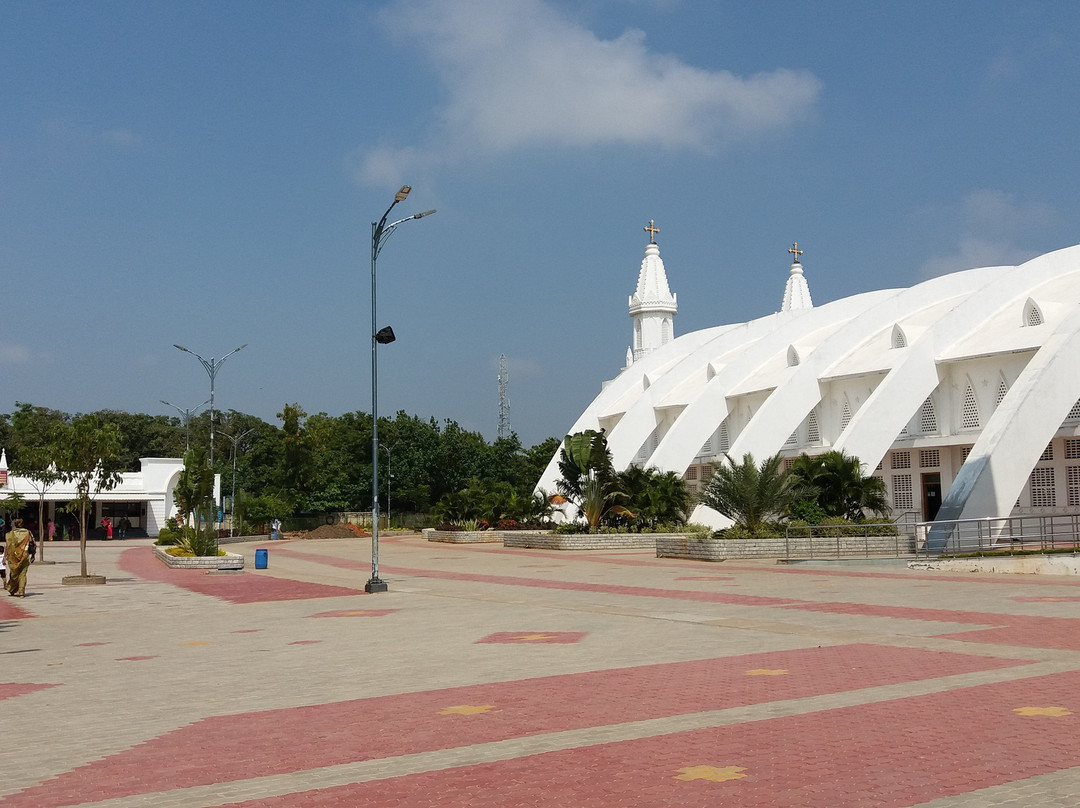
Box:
left=153, top=545, right=245, bottom=570
left=503, top=531, right=667, bottom=551
left=423, top=528, right=503, bottom=544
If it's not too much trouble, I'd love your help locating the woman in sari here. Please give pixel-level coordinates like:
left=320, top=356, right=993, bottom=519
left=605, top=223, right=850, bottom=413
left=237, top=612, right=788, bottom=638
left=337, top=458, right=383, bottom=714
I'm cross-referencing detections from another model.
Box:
left=5, top=518, right=33, bottom=597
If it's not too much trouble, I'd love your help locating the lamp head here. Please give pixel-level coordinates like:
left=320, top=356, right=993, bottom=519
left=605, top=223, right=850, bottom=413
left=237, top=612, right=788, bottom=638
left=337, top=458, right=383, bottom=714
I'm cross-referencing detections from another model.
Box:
left=394, top=185, right=412, bottom=203
left=375, top=326, right=397, bottom=345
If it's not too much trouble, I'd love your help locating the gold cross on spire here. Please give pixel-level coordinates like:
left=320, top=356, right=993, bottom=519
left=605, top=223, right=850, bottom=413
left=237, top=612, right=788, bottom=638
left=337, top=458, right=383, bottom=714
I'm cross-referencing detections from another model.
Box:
left=644, top=220, right=660, bottom=244
left=788, top=242, right=803, bottom=263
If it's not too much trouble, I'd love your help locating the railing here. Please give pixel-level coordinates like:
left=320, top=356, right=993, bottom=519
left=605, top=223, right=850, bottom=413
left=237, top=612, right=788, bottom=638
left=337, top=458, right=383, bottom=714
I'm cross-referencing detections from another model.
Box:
left=782, top=522, right=917, bottom=560
left=915, top=513, right=1080, bottom=557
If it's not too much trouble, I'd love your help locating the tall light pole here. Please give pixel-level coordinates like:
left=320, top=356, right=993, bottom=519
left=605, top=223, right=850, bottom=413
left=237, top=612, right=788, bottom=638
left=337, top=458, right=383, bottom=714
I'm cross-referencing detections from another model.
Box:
left=368, top=185, right=435, bottom=593
left=173, top=344, right=247, bottom=469
left=160, top=398, right=211, bottom=453
left=222, top=427, right=255, bottom=538
left=381, top=443, right=393, bottom=531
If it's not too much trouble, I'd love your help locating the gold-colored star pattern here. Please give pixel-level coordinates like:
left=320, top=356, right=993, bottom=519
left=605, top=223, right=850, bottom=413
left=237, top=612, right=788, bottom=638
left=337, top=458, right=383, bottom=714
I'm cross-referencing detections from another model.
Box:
left=1013, top=706, right=1072, bottom=717
left=674, top=765, right=748, bottom=783
left=439, top=705, right=496, bottom=715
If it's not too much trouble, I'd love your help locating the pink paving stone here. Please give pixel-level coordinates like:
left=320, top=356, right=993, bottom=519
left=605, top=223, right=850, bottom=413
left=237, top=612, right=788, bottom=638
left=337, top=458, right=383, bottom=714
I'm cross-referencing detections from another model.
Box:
left=1, top=644, right=1029, bottom=808
left=118, top=547, right=364, bottom=603
left=476, top=631, right=587, bottom=644
left=219, top=669, right=1080, bottom=808
left=0, top=598, right=32, bottom=620
left=0, top=682, right=57, bottom=701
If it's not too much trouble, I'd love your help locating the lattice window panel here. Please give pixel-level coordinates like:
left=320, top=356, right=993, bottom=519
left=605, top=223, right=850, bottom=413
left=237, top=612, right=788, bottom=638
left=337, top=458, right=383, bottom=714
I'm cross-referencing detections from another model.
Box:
left=919, top=397, right=938, bottom=433
left=840, top=401, right=853, bottom=433
left=784, top=458, right=795, bottom=471
left=718, top=420, right=730, bottom=453
left=919, top=449, right=940, bottom=468
left=701, top=464, right=714, bottom=480
left=893, top=474, right=913, bottom=509
left=807, top=409, right=820, bottom=444
left=1068, top=399, right=1080, bottom=421
left=685, top=482, right=698, bottom=494
left=785, top=430, right=798, bottom=446
left=961, top=446, right=972, bottom=463
left=684, top=466, right=698, bottom=481
left=1066, top=439, right=1080, bottom=460
left=961, top=386, right=980, bottom=429
left=1040, top=443, right=1054, bottom=462
left=1068, top=466, right=1080, bottom=507
left=891, top=326, right=907, bottom=349
left=1030, top=467, right=1056, bottom=507
left=1026, top=302, right=1044, bottom=327
left=892, top=451, right=911, bottom=470
left=996, top=380, right=1008, bottom=408
left=699, top=437, right=713, bottom=456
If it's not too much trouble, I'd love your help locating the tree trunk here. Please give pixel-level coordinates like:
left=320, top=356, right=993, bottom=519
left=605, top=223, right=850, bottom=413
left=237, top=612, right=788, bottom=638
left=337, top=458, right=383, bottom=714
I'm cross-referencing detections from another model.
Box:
left=79, top=502, right=88, bottom=578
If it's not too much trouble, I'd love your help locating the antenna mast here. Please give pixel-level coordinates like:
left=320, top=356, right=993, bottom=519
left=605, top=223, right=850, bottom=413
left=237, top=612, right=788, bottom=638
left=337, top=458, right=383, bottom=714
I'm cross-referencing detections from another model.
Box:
left=497, top=354, right=511, bottom=439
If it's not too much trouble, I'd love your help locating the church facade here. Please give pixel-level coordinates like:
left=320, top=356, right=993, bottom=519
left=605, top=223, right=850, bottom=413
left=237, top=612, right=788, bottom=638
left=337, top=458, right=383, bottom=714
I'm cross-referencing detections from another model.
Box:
left=538, top=226, right=1080, bottom=529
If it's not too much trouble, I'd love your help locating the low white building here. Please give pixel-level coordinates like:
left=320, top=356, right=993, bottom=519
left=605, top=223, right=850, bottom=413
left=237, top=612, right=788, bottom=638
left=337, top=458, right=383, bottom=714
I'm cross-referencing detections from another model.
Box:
left=539, top=229, right=1080, bottom=531
left=0, top=454, right=184, bottom=537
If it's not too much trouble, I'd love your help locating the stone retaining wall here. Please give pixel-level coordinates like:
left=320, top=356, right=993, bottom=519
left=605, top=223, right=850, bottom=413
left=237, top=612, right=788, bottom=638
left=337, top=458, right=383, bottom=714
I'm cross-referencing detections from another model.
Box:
left=655, top=534, right=914, bottom=561
left=423, top=529, right=503, bottom=544
left=152, top=545, right=245, bottom=569
left=910, top=555, right=1080, bottom=575
left=502, top=532, right=668, bottom=551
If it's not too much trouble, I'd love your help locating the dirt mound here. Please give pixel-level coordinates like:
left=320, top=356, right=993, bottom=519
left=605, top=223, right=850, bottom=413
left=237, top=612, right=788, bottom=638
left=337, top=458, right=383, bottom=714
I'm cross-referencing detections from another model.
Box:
left=286, top=523, right=370, bottom=540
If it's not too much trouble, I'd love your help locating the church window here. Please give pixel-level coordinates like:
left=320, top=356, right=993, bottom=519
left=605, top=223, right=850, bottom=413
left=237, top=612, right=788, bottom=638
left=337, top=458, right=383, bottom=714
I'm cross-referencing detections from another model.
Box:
left=996, top=379, right=1008, bottom=408
left=1068, top=466, right=1080, bottom=507
left=785, top=430, right=798, bottom=446
left=787, top=345, right=800, bottom=367
left=919, top=397, right=938, bottom=434
left=1023, top=298, right=1044, bottom=327
left=1067, top=399, right=1080, bottom=421
left=807, top=409, right=820, bottom=444
left=718, top=420, right=730, bottom=454
left=698, top=437, right=713, bottom=457
left=1040, top=442, right=1054, bottom=462
left=662, top=318, right=673, bottom=345
left=892, top=451, right=911, bottom=470
left=839, top=400, right=853, bottom=433
left=961, top=385, right=980, bottom=429
left=961, top=446, right=972, bottom=463
left=1030, top=467, right=1056, bottom=507
left=893, top=474, right=914, bottom=509
left=1066, top=439, right=1080, bottom=460
left=685, top=466, right=698, bottom=481
left=891, top=324, right=907, bottom=349
left=919, top=449, right=940, bottom=468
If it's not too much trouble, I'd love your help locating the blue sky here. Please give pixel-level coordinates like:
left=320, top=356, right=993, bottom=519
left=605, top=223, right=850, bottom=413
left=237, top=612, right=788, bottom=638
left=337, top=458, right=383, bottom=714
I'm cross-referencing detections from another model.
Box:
left=2, top=1, right=1079, bottom=448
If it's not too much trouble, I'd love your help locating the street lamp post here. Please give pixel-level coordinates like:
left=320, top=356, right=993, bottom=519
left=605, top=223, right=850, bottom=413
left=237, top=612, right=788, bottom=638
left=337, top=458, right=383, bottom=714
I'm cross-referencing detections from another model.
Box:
left=368, top=185, right=435, bottom=593
left=160, top=398, right=211, bottom=453
left=222, top=428, right=255, bottom=538
left=381, top=443, right=393, bottom=530
left=173, top=344, right=247, bottom=469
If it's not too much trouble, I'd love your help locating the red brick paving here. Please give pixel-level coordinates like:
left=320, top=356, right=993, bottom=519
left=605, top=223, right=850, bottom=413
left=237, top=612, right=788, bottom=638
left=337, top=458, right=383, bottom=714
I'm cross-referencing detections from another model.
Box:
left=0, top=644, right=1024, bottom=808
left=118, top=548, right=364, bottom=603
left=0, top=598, right=32, bottom=620
left=0, top=682, right=56, bottom=701
left=222, top=669, right=1080, bottom=808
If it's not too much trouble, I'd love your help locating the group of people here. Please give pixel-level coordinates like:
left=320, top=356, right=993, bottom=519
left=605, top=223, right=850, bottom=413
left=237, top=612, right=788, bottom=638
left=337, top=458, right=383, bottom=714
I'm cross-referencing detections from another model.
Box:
left=2, top=519, right=34, bottom=597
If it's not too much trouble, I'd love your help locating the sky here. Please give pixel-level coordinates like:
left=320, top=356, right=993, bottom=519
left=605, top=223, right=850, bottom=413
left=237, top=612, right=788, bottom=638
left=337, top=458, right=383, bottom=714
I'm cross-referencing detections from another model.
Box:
left=2, top=1, right=1079, bottom=448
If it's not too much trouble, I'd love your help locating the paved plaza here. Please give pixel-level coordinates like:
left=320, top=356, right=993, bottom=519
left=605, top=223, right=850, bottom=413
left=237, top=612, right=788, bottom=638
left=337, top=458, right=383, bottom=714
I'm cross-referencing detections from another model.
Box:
left=3, top=535, right=1080, bottom=806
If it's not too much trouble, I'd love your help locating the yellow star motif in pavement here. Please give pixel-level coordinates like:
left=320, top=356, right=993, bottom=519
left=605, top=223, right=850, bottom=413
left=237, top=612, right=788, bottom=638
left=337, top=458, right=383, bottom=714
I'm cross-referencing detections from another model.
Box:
left=674, top=765, right=748, bottom=783
left=1014, top=706, right=1073, bottom=717
left=745, top=668, right=788, bottom=676
left=439, top=704, right=496, bottom=715
left=511, top=634, right=558, bottom=641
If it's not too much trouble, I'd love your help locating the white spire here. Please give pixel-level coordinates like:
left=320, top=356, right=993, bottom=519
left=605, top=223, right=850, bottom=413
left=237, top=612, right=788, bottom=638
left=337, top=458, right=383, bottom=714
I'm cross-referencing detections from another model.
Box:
left=781, top=242, right=813, bottom=311
left=627, top=220, right=677, bottom=366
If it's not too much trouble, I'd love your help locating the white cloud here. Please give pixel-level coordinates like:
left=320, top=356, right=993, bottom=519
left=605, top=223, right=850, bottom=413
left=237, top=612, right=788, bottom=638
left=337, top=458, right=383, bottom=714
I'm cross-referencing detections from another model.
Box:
left=0, top=344, right=31, bottom=364
left=918, top=190, right=1058, bottom=279
left=355, top=0, right=821, bottom=185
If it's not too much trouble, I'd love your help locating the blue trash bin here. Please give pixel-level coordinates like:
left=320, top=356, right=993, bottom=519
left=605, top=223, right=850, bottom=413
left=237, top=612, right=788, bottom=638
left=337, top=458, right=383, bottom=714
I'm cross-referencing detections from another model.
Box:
left=255, top=548, right=268, bottom=569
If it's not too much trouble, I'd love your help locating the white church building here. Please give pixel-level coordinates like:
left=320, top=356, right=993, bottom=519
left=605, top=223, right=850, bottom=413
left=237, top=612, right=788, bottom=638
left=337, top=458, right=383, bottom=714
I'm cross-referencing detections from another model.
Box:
left=538, top=224, right=1080, bottom=531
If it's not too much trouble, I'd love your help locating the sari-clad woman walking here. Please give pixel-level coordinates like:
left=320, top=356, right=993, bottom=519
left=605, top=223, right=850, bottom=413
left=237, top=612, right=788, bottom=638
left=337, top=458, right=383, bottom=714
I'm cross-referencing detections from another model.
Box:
left=5, top=518, right=33, bottom=597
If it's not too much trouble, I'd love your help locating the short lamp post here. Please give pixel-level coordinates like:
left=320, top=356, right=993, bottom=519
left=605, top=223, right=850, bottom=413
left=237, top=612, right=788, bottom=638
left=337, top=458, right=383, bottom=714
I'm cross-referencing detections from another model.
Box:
left=368, top=185, right=435, bottom=593
left=381, top=443, right=393, bottom=530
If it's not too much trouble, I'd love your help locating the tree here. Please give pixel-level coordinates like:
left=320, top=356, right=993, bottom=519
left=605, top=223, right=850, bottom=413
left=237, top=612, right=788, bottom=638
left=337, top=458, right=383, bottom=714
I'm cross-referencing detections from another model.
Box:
left=56, top=417, right=122, bottom=579
left=615, top=466, right=692, bottom=530
left=9, top=403, right=66, bottom=562
left=700, top=453, right=801, bottom=535
left=555, top=430, right=632, bottom=532
left=172, top=447, right=218, bottom=555
left=788, top=451, right=890, bottom=522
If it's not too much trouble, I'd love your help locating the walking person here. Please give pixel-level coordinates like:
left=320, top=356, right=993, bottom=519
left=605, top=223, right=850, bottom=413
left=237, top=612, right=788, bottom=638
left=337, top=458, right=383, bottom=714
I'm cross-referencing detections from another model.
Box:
left=5, top=519, right=34, bottom=597
left=0, top=543, right=6, bottom=585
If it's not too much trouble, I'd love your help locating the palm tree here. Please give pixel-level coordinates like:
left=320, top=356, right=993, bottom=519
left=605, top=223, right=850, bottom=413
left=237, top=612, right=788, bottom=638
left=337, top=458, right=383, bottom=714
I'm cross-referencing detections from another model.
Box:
left=615, top=466, right=691, bottom=530
left=789, top=451, right=890, bottom=521
left=700, top=452, right=800, bottom=535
